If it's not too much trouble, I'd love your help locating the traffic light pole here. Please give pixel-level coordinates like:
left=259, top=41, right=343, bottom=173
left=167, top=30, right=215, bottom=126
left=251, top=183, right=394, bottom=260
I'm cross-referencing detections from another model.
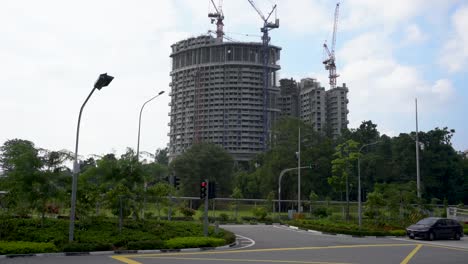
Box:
left=168, top=175, right=173, bottom=221
left=203, top=179, right=209, bottom=237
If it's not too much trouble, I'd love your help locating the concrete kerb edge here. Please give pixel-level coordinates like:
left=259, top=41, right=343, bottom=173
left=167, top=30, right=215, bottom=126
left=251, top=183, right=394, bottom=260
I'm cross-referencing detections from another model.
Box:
left=0, top=241, right=238, bottom=258
left=283, top=224, right=401, bottom=239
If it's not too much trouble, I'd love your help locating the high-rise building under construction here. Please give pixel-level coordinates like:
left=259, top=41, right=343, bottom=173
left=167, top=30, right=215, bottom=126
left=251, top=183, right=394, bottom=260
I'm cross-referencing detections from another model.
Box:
left=277, top=77, right=349, bottom=137
left=168, top=35, right=281, bottom=161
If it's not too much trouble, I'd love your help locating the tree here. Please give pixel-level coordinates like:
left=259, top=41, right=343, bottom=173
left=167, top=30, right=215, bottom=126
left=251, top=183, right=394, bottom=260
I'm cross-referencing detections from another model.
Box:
left=147, top=182, right=173, bottom=219
left=155, top=148, right=169, bottom=165
left=230, top=187, right=243, bottom=220
left=330, top=139, right=360, bottom=221
left=308, top=191, right=319, bottom=217
left=171, top=143, right=234, bottom=197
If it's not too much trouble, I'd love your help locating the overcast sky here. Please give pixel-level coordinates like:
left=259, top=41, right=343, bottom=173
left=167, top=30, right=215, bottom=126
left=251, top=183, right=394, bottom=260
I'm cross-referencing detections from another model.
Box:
left=1, top=0, right=467, bottom=160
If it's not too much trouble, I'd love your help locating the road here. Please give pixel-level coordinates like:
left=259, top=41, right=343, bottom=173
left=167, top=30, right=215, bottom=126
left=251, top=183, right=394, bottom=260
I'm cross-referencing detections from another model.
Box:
left=2, top=224, right=467, bottom=264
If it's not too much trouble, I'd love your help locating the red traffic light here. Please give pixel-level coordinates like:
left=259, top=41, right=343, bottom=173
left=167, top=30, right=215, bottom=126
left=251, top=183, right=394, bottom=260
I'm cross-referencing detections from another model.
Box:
left=201, top=181, right=207, bottom=187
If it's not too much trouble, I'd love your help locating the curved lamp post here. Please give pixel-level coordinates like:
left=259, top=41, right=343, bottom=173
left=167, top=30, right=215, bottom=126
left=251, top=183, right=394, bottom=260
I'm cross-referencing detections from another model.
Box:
left=357, top=140, right=380, bottom=229
left=136, top=91, right=165, bottom=160
left=69, top=73, right=114, bottom=241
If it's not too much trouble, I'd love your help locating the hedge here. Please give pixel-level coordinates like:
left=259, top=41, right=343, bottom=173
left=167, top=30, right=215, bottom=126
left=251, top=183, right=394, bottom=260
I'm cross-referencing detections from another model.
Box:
left=0, top=217, right=233, bottom=253
left=0, top=241, right=58, bottom=255
left=288, top=220, right=406, bottom=237
left=164, top=237, right=225, bottom=249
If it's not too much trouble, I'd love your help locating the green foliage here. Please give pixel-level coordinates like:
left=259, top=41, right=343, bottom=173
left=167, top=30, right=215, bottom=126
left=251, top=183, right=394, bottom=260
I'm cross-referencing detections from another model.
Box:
left=0, top=241, right=58, bottom=255
left=364, top=182, right=419, bottom=226
left=164, top=237, right=225, bottom=249
left=312, top=207, right=331, bottom=218
left=62, top=242, right=112, bottom=252
left=288, top=219, right=405, bottom=237
left=252, top=207, right=268, bottom=220
left=178, top=207, right=196, bottom=218
left=0, top=217, right=233, bottom=251
left=127, top=240, right=164, bottom=250
left=171, top=143, right=234, bottom=197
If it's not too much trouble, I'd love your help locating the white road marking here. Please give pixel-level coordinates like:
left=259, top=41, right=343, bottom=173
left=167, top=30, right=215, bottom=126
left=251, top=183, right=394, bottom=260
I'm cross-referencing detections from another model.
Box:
left=234, top=234, right=256, bottom=250
left=391, top=237, right=468, bottom=250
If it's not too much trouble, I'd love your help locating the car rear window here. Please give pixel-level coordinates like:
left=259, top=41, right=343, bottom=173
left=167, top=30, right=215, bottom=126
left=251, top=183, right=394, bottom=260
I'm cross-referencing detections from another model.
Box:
left=416, top=218, right=438, bottom=225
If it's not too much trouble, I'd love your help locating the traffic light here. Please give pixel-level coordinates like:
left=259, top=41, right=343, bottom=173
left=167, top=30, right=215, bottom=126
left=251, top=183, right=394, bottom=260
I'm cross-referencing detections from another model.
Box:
left=200, top=181, right=207, bottom=199
left=208, top=182, right=216, bottom=199
left=174, top=176, right=180, bottom=189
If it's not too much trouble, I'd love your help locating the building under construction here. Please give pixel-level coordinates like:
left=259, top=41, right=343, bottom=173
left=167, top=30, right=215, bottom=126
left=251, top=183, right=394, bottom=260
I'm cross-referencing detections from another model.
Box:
left=168, top=35, right=281, bottom=161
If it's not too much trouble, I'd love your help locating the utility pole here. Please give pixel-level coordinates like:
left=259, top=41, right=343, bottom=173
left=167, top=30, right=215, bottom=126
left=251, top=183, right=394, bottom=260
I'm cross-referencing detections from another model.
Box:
left=415, top=98, right=421, bottom=199
left=298, top=127, right=301, bottom=212
left=203, top=179, right=209, bottom=237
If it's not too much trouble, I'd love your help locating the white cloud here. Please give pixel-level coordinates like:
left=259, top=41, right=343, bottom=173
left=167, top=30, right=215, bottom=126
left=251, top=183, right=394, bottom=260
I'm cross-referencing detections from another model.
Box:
left=337, top=31, right=454, bottom=131
left=440, top=5, right=468, bottom=73
left=403, top=24, right=428, bottom=44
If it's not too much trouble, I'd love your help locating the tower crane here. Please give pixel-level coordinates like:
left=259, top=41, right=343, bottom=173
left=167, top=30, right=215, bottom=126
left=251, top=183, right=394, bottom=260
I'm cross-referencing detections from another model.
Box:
left=323, top=3, right=340, bottom=89
left=208, top=0, right=224, bottom=41
left=247, top=0, right=279, bottom=150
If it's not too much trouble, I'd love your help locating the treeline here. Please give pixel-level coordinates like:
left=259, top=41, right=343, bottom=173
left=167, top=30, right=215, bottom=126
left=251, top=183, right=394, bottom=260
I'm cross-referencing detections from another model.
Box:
left=0, top=118, right=467, bottom=219
left=229, top=118, right=467, bottom=205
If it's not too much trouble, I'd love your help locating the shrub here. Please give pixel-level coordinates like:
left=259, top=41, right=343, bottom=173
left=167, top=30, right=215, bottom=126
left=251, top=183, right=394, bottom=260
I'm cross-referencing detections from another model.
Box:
left=252, top=207, right=268, bottom=220
left=313, top=207, right=331, bottom=218
left=164, top=237, right=225, bottom=249
left=62, top=242, right=112, bottom=252
left=0, top=241, right=58, bottom=255
left=219, top=213, right=229, bottom=222
left=127, top=240, right=164, bottom=250
left=293, top=213, right=305, bottom=220
left=179, top=207, right=196, bottom=218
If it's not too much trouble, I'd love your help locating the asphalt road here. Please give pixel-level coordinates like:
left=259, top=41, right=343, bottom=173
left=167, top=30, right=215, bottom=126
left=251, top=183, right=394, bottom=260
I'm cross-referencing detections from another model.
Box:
left=2, top=224, right=468, bottom=264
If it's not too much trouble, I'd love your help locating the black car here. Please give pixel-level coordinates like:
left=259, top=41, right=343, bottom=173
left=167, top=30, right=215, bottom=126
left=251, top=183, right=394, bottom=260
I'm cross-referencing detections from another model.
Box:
left=406, top=217, right=464, bottom=241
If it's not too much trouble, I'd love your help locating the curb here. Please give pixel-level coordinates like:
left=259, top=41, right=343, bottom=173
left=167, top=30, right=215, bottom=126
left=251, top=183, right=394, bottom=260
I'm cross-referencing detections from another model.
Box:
left=283, top=224, right=403, bottom=239
left=0, top=241, right=237, bottom=259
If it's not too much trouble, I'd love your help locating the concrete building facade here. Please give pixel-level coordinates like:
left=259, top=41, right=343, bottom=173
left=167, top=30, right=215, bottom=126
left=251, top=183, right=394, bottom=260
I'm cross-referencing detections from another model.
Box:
left=326, top=83, right=349, bottom=137
left=299, top=78, right=327, bottom=132
left=168, top=35, right=281, bottom=161
left=277, top=78, right=299, bottom=118
left=277, top=77, right=349, bottom=136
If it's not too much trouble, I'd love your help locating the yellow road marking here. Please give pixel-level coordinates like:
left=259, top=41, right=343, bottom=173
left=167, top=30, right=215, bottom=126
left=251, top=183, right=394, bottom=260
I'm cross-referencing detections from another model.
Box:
left=424, top=244, right=468, bottom=252
left=400, top=244, right=423, bottom=264
left=118, top=243, right=417, bottom=258
left=111, top=255, right=142, bottom=264
left=141, top=256, right=351, bottom=264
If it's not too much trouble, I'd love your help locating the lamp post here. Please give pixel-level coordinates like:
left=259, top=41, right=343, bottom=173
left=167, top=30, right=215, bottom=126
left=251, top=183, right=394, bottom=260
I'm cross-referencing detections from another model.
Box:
left=357, top=141, right=380, bottom=229
left=136, top=91, right=165, bottom=160
left=415, top=98, right=421, bottom=199
left=298, top=127, right=301, bottom=212
left=69, top=73, right=114, bottom=241
left=278, top=165, right=312, bottom=218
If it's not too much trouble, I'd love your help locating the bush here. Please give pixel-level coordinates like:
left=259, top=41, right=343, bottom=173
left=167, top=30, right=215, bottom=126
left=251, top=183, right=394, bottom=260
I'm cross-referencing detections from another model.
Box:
left=164, top=237, right=225, bottom=249
left=0, top=241, right=58, bottom=255
left=219, top=213, right=229, bottom=222
left=252, top=207, right=268, bottom=220
left=62, top=242, right=112, bottom=252
left=287, top=219, right=406, bottom=237
left=313, top=207, right=331, bottom=218
left=127, top=240, right=164, bottom=250
left=179, top=207, right=196, bottom=217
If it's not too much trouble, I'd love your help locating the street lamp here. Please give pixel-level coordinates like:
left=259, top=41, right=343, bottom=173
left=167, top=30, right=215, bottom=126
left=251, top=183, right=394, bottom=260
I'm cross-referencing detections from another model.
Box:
left=136, top=91, right=165, bottom=160
left=69, top=73, right=114, bottom=242
left=357, top=141, right=380, bottom=229
left=278, top=165, right=312, bottom=219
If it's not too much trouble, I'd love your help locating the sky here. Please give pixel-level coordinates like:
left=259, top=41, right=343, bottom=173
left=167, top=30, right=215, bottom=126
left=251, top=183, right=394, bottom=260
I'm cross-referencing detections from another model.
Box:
left=1, top=0, right=467, bottom=160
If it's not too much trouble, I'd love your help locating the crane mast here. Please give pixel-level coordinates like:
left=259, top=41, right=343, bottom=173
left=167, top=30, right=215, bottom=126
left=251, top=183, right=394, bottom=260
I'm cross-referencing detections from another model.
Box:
left=247, top=0, right=279, bottom=150
left=323, top=3, right=340, bottom=89
left=208, top=0, right=224, bottom=41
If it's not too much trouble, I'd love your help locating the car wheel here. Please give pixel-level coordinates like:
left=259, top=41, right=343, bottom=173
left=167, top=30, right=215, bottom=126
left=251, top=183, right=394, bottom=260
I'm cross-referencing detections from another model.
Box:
left=428, top=232, right=435, bottom=241
left=454, top=232, right=461, bottom=241
left=409, top=235, right=415, bottom=240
